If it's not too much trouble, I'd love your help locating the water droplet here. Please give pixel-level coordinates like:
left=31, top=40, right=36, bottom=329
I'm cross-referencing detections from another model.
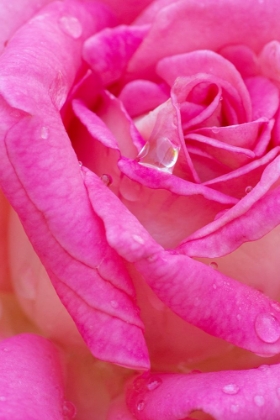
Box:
left=245, top=185, right=253, bottom=194
left=209, top=261, right=218, bottom=269
left=0, top=396, right=6, bottom=402
left=132, top=234, right=144, bottom=244
left=40, top=126, right=49, bottom=139
left=254, top=395, right=265, bottom=407
left=255, top=313, right=280, bottom=343
left=59, top=15, right=82, bottom=39
left=147, top=254, right=158, bottom=262
left=110, top=300, right=119, bottom=308
left=213, top=284, right=217, bottom=290
left=222, top=384, right=240, bottom=395
left=146, top=377, right=162, bottom=391
left=259, top=364, right=269, bottom=372
left=62, top=401, right=76, bottom=419
left=230, top=404, right=239, bottom=413
left=137, top=400, right=145, bottom=411
left=271, top=301, right=280, bottom=312
left=100, top=174, right=112, bottom=186
left=2, top=348, right=9, bottom=352
left=212, top=127, right=220, bottom=134
left=78, top=161, right=83, bottom=167
left=236, top=314, right=241, bottom=321
left=276, top=387, right=280, bottom=398
left=137, top=136, right=180, bottom=173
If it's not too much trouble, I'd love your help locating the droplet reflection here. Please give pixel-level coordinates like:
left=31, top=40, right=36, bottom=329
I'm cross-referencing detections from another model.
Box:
left=137, top=136, right=180, bottom=173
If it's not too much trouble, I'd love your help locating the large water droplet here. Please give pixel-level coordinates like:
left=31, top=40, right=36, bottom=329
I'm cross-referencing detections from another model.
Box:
left=59, top=15, right=82, bottom=39
left=137, top=136, right=180, bottom=173
left=255, top=313, right=280, bottom=343
left=222, top=384, right=240, bottom=395
left=62, top=401, right=76, bottom=419
left=254, top=395, right=265, bottom=407
left=146, top=377, right=162, bottom=391
left=40, top=126, right=49, bottom=139
left=137, top=400, right=145, bottom=411
left=100, top=174, right=112, bottom=186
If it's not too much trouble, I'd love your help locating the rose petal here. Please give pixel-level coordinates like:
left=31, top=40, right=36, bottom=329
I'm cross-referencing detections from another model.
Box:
left=157, top=50, right=251, bottom=123
left=219, top=44, right=259, bottom=78
left=0, top=1, right=149, bottom=369
left=204, top=147, right=280, bottom=199
left=244, top=76, right=279, bottom=121
left=119, top=79, right=169, bottom=117
left=0, top=0, right=52, bottom=53
left=83, top=25, right=150, bottom=86
left=83, top=167, right=280, bottom=355
left=180, top=155, right=280, bottom=258
left=0, top=334, right=65, bottom=420
left=127, top=368, right=280, bottom=420
left=129, top=0, right=280, bottom=78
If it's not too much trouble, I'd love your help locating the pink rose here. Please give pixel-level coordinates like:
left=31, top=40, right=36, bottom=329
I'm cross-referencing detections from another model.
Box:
left=2, top=0, right=280, bottom=418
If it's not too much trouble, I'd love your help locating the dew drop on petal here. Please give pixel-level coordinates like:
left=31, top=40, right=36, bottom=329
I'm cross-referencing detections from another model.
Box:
left=132, top=234, right=145, bottom=244
left=100, top=174, right=112, bottom=186
left=254, top=395, right=265, bottom=407
left=110, top=300, right=119, bottom=308
left=137, top=400, right=145, bottom=411
left=78, top=161, right=83, bottom=167
left=209, top=261, right=218, bottom=269
left=245, top=185, right=253, bottom=194
left=276, top=387, right=280, bottom=399
left=2, top=348, right=9, bottom=352
left=0, top=396, right=6, bottom=402
left=212, top=283, right=217, bottom=290
left=62, top=401, right=76, bottom=419
left=254, top=313, right=280, bottom=343
left=59, top=15, right=82, bottom=39
left=236, top=314, right=241, bottom=321
left=137, top=136, right=180, bottom=173
left=222, top=384, right=240, bottom=395
left=146, top=377, right=162, bottom=391
left=147, top=254, right=158, bottom=263
left=40, top=126, right=49, bottom=139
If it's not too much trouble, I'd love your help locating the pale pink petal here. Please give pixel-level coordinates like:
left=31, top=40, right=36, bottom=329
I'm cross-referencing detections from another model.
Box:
left=204, top=147, right=280, bottom=199
left=0, top=0, right=52, bottom=53
left=128, top=0, right=280, bottom=78
left=0, top=1, right=149, bottom=369
left=0, top=334, right=66, bottom=420
left=83, top=167, right=280, bottom=355
left=83, top=25, right=150, bottom=86
left=97, top=90, right=144, bottom=156
left=127, top=367, right=280, bottom=419
left=180, top=155, right=280, bottom=258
